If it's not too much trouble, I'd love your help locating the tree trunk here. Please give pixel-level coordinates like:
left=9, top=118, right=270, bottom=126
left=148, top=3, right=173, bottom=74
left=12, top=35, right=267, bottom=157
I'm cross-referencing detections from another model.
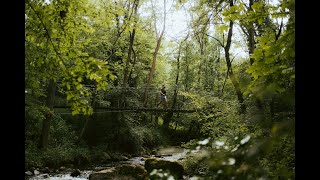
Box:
left=242, top=0, right=264, bottom=116
left=123, top=0, right=139, bottom=87
left=143, top=0, right=166, bottom=108
left=248, top=0, right=255, bottom=65
left=163, top=34, right=188, bottom=128
left=185, top=44, right=189, bottom=92
left=216, top=51, right=221, bottom=95
left=197, top=46, right=203, bottom=86
left=128, top=47, right=137, bottom=87
left=163, top=42, right=182, bottom=128
left=121, top=0, right=139, bottom=108
left=79, top=89, right=97, bottom=141
left=224, top=18, right=246, bottom=114
left=40, top=80, right=56, bottom=150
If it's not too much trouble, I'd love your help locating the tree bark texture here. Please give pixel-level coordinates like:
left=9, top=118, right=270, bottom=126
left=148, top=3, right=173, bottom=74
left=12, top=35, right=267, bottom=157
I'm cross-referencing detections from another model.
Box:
left=40, top=79, right=56, bottom=150
left=224, top=18, right=246, bottom=114
left=143, top=0, right=166, bottom=108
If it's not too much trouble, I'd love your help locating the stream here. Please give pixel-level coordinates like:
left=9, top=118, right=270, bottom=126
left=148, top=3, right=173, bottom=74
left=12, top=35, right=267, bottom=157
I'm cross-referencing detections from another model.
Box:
left=27, top=147, right=198, bottom=180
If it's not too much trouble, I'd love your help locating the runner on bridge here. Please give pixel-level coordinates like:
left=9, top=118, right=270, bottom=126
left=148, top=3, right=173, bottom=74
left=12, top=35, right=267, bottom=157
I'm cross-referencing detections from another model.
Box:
left=157, top=84, right=168, bottom=108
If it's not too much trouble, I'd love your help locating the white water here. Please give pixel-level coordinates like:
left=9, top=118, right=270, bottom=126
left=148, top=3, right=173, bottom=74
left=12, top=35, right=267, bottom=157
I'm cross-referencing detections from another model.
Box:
left=28, top=170, right=93, bottom=180
left=27, top=147, right=195, bottom=180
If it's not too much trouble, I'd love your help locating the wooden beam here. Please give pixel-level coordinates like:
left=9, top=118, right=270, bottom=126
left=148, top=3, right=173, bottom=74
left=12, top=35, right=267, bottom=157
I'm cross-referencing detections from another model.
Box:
left=53, top=106, right=198, bottom=113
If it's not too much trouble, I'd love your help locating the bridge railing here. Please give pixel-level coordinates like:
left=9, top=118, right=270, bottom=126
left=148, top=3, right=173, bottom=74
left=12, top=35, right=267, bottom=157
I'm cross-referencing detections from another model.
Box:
left=53, top=85, right=202, bottom=111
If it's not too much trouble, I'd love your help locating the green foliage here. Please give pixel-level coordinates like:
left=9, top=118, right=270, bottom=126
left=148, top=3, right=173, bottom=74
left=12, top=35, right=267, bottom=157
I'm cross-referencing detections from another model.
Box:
left=25, top=1, right=295, bottom=179
left=125, top=125, right=165, bottom=154
left=179, top=83, right=294, bottom=179
left=149, top=169, right=176, bottom=180
left=25, top=147, right=44, bottom=168
left=40, top=146, right=86, bottom=168
left=178, top=91, right=250, bottom=139
left=25, top=0, right=115, bottom=115
left=181, top=151, right=210, bottom=176
left=182, top=128, right=294, bottom=179
left=260, top=135, right=295, bottom=179
left=245, top=0, right=295, bottom=100
left=49, top=114, right=78, bottom=147
left=25, top=112, right=86, bottom=169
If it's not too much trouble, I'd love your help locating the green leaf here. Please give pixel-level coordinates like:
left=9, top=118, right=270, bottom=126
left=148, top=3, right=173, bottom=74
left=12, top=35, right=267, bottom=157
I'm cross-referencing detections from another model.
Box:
left=217, top=25, right=229, bottom=34
left=67, top=94, right=72, bottom=100
left=72, top=109, right=79, bottom=116
left=76, top=84, right=82, bottom=90
left=67, top=84, right=71, bottom=90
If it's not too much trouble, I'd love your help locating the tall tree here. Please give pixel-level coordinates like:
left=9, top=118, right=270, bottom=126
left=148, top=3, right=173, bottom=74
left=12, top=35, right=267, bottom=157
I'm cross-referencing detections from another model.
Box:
left=143, top=0, right=166, bottom=108
left=26, top=0, right=115, bottom=149
left=201, top=0, right=246, bottom=113
left=123, top=0, right=140, bottom=88
left=163, top=34, right=189, bottom=128
left=223, top=12, right=246, bottom=114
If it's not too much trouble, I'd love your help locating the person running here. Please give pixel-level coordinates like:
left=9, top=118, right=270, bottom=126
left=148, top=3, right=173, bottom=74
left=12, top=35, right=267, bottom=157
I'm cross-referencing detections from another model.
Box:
left=157, top=85, right=167, bottom=108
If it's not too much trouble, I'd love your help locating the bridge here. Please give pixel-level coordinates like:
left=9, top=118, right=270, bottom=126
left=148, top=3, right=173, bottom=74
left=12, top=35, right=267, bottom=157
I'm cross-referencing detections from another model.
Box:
left=53, top=106, right=198, bottom=113
left=52, top=85, right=215, bottom=114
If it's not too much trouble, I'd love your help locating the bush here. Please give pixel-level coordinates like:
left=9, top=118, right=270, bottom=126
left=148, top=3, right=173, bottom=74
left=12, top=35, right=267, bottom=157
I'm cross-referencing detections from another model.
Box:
left=25, top=112, right=85, bottom=169
left=124, top=125, right=164, bottom=154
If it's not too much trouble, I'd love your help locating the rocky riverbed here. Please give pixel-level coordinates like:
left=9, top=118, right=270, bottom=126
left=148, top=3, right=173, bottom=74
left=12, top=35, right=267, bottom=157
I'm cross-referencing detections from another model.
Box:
left=26, top=146, right=202, bottom=180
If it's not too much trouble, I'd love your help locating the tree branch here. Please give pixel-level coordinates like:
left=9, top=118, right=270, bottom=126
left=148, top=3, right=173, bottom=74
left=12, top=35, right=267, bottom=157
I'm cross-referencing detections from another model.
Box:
left=275, top=18, right=283, bottom=41
left=239, top=23, right=249, bottom=37
left=26, top=0, right=69, bottom=75
left=105, top=0, right=136, bottom=61
left=205, top=33, right=224, bottom=47
left=221, top=52, right=239, bottom=95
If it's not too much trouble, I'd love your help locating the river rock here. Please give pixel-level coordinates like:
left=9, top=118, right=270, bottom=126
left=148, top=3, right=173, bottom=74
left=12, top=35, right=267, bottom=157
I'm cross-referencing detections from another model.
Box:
left=102, top=152, right=112, bottom=161
left=42, top=174, right=49, bottom=178
left=121, top=155, right=129, bottom=160
left=89, top=164, right=148, bottom=180
left=145, top=158, right=184, bottom=179
left=41, top=167, right=50, bottom=173
left=25, top=171, right=33, bottom=176
left=59, top=166, right=66, bottom=171
left=34, top=170, right=40, bottom=175
left=71, top=169, right=81, bottom=177
left=110, top=152, right=129, bottom=161
left=152, top=149, right=157, bottom=155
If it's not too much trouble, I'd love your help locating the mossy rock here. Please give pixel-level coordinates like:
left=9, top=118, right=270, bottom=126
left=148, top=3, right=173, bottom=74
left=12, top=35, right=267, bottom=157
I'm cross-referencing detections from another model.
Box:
left=89, top=164, right=148, bottom=180
left=117, top=164, right=147, bottom=179
left=145, top=158, right=184, bottom=179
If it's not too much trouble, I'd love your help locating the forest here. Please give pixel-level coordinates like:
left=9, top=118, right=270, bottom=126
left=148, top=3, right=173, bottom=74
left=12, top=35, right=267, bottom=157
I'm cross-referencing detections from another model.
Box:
left=25, top=0, right=295, bottom=179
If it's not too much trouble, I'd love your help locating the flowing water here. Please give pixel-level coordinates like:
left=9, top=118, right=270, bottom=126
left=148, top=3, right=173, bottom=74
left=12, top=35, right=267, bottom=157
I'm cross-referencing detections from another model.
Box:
left=28, top=171, right=93, bottom=180
left=27, top=147, right=195, bottom=180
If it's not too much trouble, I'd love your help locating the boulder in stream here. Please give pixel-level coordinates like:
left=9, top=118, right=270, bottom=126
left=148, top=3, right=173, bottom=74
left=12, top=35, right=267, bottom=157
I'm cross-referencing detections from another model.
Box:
left=71, top=169, right=81, bottom=177
left=59, top=166, right=66, bottom=171
left=110, top=153, right=129, bottom=161
left=34, top=170, right=40, bottom=175
left=89, top=164, right=148, bottom=180
left=145, top=158, right=184, bottom=179
left=25, top=171, right=33, bottom=176
left=42, top=166, right=50, bottom=173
